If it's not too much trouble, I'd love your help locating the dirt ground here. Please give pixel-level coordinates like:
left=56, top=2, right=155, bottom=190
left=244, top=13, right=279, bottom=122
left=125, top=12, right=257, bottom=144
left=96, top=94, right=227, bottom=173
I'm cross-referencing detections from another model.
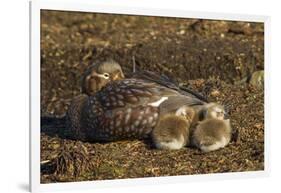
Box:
left=40, top=10, right=264, bottom=183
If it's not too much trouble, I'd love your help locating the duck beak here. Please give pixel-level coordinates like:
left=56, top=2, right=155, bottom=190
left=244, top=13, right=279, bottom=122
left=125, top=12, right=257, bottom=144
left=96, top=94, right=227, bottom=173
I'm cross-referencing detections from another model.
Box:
left=112, top=70, right=125, bottom=80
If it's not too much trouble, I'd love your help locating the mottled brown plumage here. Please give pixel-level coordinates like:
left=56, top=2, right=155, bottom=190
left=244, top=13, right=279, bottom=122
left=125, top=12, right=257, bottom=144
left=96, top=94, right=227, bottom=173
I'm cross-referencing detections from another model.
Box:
left=64, top=94, right=88, bottom=140
left=65, top=77, right=205, bottom=142
left=65, top=60, right=207, bottom=142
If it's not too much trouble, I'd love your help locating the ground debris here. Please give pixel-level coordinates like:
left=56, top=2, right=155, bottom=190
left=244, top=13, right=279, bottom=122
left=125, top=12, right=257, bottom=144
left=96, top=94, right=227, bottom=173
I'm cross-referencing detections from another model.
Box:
left=40, top=11, right=264, bottom=183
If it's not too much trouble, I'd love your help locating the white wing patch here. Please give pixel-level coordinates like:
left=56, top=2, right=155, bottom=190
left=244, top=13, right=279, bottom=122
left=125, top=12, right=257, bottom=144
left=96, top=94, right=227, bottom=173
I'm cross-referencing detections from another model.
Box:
left=148, top=97, right=168, bottom=107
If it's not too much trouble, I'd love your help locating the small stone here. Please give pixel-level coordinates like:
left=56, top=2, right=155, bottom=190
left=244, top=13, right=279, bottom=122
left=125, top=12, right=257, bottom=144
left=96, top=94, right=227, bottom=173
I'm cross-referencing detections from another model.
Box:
left=249, top=70, right=264, bottom=89
left=179, top=30, right=185, bottom=35
left=210, top=89, right=220, bottom=97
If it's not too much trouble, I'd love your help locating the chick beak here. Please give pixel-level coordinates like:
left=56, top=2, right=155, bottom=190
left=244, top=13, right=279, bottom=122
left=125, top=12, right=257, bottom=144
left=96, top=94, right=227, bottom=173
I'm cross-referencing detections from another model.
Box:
left=224, top=112, right=229, bottom=119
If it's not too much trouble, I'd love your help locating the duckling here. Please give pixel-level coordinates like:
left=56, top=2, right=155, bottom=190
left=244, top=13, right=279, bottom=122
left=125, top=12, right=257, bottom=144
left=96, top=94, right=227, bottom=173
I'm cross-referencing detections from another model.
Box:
left=191, top=103, right=232, bottom=152
left=152, top=106, right=195, bottom=150
left=201, top=102, right=226, bottom=120
left=185, top=102, right=227, bottom=129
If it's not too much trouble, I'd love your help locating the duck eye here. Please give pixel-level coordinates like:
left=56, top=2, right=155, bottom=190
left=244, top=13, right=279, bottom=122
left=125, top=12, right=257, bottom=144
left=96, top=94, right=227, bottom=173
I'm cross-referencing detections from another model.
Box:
left=103, top=73, right=110, bottom=79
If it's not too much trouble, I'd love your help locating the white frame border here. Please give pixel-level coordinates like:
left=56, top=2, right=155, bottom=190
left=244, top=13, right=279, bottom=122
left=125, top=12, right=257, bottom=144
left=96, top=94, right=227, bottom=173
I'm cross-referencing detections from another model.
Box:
left=30, top=0, right=270, bottom=192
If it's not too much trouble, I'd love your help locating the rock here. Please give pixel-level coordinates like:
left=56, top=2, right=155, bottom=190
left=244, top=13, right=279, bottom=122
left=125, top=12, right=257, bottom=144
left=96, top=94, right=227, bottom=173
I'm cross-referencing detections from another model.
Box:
left=210, top=89, right=220, bottom=97
left=249, top=70, right=264, bottom=89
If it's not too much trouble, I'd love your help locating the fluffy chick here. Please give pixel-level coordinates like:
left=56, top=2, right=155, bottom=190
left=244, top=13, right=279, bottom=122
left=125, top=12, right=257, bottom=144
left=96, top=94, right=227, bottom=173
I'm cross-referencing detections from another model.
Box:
left=191, top=103, right=231, bottom=152
left=152, top=106, right=195, bottom=150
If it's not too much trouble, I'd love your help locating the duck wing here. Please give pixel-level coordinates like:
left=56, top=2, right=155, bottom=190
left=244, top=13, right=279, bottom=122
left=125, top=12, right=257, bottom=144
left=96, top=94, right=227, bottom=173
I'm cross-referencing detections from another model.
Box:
left=129, top=70, right=179, bottom=90
left=159, top=95, right=204, bottom=115
left=95, top=78, right=181, bottom=110
left=129, top=70, right=208, bottom=102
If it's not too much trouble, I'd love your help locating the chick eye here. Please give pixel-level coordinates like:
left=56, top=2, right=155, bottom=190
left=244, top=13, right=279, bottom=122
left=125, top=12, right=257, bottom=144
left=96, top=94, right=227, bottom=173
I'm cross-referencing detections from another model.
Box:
left=103, top=73, right=110, bottom=79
